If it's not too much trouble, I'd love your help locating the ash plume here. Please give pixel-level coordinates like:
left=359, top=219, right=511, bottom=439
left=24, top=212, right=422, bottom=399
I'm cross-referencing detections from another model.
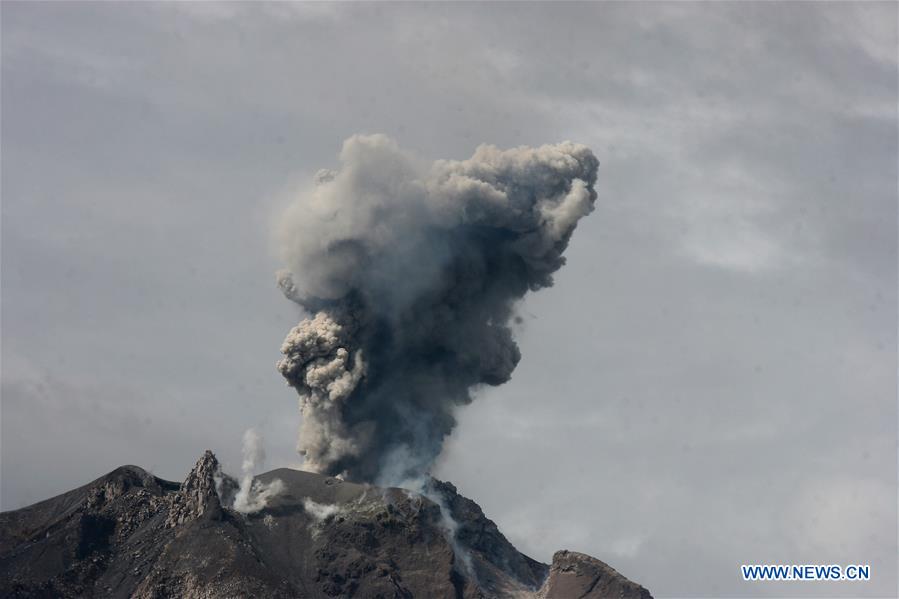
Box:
left=276, top=134, right=598, bottom=483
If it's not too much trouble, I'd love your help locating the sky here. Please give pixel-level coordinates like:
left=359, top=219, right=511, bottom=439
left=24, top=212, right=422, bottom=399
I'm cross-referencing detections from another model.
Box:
left=1, top=2, right=896, bottom=597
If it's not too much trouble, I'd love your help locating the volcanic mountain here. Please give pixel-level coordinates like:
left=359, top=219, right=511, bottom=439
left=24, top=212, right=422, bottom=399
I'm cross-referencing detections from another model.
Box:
left=0, top=452, right=652, bottom=598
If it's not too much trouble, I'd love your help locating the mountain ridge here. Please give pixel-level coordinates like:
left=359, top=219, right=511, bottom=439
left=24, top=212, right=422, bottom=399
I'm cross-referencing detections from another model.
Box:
left=0, top=451, right=652, bottom=599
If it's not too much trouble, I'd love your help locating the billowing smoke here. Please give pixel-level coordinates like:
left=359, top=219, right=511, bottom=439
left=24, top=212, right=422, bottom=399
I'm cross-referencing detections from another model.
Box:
left=276, top=134, right=598, bottom=483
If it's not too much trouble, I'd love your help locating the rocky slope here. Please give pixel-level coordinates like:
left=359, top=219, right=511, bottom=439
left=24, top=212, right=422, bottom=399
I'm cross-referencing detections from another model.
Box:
left=0, top=452, right=652, bottom=598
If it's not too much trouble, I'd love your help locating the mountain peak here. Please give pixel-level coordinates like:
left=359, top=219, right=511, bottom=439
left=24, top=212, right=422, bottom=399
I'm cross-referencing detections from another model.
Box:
left=539, top=550, right=653, bottom=599
left=164, top=450, right=223, bottom=528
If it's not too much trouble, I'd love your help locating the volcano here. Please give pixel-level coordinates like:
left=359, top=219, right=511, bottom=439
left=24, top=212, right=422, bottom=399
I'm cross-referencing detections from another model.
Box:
left=0, top=452, right=652, bottom=598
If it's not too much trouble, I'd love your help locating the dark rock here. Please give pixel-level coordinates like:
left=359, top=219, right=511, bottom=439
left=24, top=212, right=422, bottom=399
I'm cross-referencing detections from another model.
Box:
left=537, top=551, right=653, bottom=599
left=164, top=451, right=224, bottom=527
left=0, top=452, right=652, bottom=598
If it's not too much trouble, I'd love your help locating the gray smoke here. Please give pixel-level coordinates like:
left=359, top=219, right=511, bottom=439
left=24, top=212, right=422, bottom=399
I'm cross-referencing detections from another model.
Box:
left=276, top=134, right=598, bottom=483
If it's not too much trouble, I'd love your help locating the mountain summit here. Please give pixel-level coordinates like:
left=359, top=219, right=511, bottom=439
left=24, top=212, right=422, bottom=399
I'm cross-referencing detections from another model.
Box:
left=0, top=452, right=652, bottom=598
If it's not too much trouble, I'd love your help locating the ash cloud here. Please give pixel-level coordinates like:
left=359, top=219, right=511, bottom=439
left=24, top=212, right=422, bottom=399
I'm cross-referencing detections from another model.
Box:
left=276, top=134, right=598, bottom=483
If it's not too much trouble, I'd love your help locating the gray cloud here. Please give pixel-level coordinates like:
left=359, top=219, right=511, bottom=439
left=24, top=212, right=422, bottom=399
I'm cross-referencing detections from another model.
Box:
left=275, top=135, right=597, bottom=481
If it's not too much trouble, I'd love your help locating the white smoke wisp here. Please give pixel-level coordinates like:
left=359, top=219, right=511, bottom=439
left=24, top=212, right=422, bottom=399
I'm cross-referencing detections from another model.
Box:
left=387, top=473, right=476, bottom=581
left=431, top=492, right=475, bottom=580
left=233, top=428, right=284, bottom=514
left=302, top=497, right=342, bottom=523
left=276, top=134, right=599, bottom=483
left=241, top=428, right=265, bottom=474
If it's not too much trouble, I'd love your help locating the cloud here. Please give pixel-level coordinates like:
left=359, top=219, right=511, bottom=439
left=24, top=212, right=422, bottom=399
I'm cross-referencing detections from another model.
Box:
left=275, top=135, right=598, bottom=482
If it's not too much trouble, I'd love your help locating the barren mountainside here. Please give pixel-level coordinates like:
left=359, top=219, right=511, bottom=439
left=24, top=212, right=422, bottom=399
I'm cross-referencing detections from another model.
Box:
left=0, top=452, right=652, bottom=599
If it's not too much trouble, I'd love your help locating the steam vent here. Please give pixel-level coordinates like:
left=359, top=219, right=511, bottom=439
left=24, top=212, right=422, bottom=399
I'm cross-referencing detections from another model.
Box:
left=0, top=451, right=653, bottom=598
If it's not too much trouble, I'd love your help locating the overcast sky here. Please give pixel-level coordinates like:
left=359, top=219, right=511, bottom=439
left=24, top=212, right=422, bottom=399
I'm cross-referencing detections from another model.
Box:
left=1, top=3, right=896, bottom=597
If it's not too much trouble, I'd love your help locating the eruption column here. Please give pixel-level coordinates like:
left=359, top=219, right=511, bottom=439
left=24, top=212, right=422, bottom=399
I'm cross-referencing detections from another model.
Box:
left=276, top=135, right=599, bottom=483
